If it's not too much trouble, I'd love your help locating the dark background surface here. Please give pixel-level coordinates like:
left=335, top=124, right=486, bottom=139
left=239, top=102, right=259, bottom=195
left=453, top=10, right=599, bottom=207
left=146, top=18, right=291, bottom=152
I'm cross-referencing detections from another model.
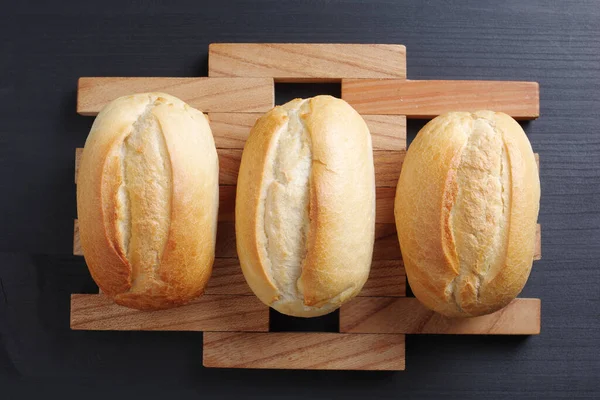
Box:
left=1, top=0, right=599, bottom=398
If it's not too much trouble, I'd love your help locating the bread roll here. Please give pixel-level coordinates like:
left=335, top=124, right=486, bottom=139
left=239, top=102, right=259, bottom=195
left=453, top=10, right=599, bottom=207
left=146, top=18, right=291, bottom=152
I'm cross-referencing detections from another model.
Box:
left=395, top=111, right=540, bottom=318
left=77, top=93, right=219, bottom=310
left=236, top=96, right=375, bottom=317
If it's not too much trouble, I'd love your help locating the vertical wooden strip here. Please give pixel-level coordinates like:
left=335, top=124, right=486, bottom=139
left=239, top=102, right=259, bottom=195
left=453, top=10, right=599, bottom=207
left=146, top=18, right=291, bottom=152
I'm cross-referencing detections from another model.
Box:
left=203, top=332, right=405, bottom=370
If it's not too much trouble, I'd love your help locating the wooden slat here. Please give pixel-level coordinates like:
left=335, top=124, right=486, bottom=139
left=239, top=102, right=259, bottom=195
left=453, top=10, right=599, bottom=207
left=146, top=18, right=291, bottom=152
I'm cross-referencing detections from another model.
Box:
left=360, top=260, right=406, bottom=297
left=212, top=221, right=402, bottom=260
left=376, top=187, right=395, bottom=224
left=74, top=220, right=540, bottom=263
left=340, top=297, right=541, bottom=335
left=342, top=79, right=540, bottom=119
left=77, top=77, right=274, bottom=115
left=209, top=112, right=261, bottom=149
left=208, top=112, right=406, bottom=151
left=362, top=114, right=407, bottom=151
left=205, top=259, right=405, bottom=297
left=75, top=148, right=404, bottom=188
left=203, top=332, right=405, bottom=370
left=209, top=43, right=406, bottom=82
left=70, top=294, right=268, bottom=332
left=73, top=219, right=81, bottom=256
left=373, top=223, right=401, bottom=260
left=217, top=149, right=404, bottom=186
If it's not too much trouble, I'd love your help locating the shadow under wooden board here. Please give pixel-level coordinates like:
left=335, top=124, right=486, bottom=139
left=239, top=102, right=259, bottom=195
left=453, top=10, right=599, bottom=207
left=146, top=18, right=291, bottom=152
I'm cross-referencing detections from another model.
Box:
left=71, top=43, right=542, bottom=371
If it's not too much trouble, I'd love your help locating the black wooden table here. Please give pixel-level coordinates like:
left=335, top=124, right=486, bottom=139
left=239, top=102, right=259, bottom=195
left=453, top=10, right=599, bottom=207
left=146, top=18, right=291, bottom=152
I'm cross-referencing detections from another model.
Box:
left=1, top=1, right=598, bottom=398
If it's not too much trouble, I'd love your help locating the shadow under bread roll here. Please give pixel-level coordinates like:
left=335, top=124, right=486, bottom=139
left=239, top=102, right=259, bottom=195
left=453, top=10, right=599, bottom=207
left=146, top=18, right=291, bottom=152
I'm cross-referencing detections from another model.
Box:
left=395, top=111, right=540, bottom=318
left=77, top=93, right=219, bottom=310
left=236, top=95, right=376, bottom=317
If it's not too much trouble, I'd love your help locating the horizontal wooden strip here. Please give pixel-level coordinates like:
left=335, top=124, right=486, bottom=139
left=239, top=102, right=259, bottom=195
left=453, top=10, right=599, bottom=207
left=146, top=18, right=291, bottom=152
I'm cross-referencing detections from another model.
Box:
left=218, top=149, right=403, bottom=186
left=205, top=258, right=405, bottom=297
left=213, top=221, right=401, bottom=260
left=340, top=297, right=540, bottom=335
left=342, top=79, right=540, bottom=119
left=362, top=114, right=407, bottom=151
left=209, top=43, right=406, bottom=82
left=70, top=294, right=268, bottom=332
left=74, top=220, right=540, bottom=264
left=360, top=260, right=406, bottom=297
left=77, top=77, right=274, bottom=115
left=208, top=113, right=407, bottom=151
left=203, top=332, right=405, bottom=370
left=209, top=112, right=261, bottom=149
left=75, top=148, right=404, bottom=188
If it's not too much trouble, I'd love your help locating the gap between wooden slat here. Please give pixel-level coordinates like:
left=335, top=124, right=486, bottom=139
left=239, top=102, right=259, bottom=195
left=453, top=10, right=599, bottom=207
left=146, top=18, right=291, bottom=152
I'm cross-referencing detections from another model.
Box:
left=342, top=79, right=540, bottom=119
left=77, top=77, right=274, bottom=115
left=208, top=43, right=406, bottom=81
left=203, top=332, right=405, bottom=370
left=70, top=294, right=268, bottom=332
left=340, top=297, right=540, bottom=335
left=208, top=113, right=407, bottom=151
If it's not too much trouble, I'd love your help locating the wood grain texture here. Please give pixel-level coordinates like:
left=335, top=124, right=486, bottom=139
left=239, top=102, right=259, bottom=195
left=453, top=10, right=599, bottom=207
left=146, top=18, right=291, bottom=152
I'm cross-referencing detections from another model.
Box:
left=203, top=332, right=405, bottom=370
left=72, top=219, right=80, bottom=256
left=77, top=77, right=274, bottom=115
left=360, top=260, right=406, bottom=297
left=216, top=149, right=404, bottom=186
left=209, top=43, right=406, bottom=81
left=205, top=259, right=405, bottom=297
left=208, top=112, right=261, bottom=148
left=70, top=293, right=269, bottom=332
left=73, top=220, right=541, bottom=262
left=340, top=297, right=541, bottom=335
left=362, top=114, right=407, bottom=150
left=208, top=112, right=406, bottom=150
left=342, top=79, right=540, bottom=119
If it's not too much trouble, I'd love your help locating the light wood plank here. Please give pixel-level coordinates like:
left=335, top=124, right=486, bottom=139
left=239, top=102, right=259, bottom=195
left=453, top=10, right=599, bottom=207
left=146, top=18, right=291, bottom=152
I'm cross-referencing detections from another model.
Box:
left=208, top=112, right=406, bottom=150
left=340, top=297, right=541, bottom=335
left=217, top=149, right=404, bottom=186
left=203, top=332, right=405, bottom=370
left=209, top=112, right=261, bottom=149
left=209, top=43, right=406, bottom=82
left=342, top=79, right=540, bottom=119
left=205, top=259, right=405, bottom=297
left=362, top=114, right=407, bottom=150
left=70, top=294, right=268, bottom=332
left=74, top=220, right=540, bottom=263
left=77, top=77, right=274, bottom=115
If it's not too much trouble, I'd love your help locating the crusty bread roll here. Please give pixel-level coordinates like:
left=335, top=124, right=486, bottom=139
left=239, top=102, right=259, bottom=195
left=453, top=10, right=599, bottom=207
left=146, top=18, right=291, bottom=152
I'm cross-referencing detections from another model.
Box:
left=236, top=95, right=375, bottom=317
left=395, top=111, right=540, bottom=318
left=77, top=93, right=219, bottom=310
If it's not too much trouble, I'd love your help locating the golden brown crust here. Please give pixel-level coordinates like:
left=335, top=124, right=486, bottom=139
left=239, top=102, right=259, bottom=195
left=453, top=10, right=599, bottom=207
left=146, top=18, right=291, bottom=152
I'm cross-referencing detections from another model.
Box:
left=77, top=93, right=219, bottom=310
left=236, top=96, right=375, bottom=317
left=395, top=111, right=540, bottom=317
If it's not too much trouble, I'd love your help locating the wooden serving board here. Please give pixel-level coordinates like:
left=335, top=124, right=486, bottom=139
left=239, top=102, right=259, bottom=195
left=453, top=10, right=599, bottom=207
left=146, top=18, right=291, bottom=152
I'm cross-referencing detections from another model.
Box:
left=71, top=43, right=542, bottom=371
